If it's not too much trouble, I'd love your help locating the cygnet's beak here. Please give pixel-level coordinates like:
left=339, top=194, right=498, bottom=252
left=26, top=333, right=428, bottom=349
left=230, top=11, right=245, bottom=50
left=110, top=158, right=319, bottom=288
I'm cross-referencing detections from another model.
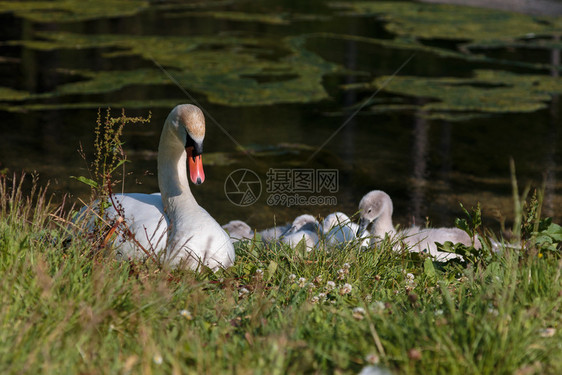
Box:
left=281, top=225, right=297, bottom=237
left=357, top=218, right=370, bottom=237
left=186, top=146, right=205, bottom=185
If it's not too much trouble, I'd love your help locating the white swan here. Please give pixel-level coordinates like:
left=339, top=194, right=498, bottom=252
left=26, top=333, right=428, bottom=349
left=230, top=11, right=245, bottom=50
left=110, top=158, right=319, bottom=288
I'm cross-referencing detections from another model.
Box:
left=95, top=104, right=235, bottom=270
left=280, top=214, right=320, bottom=250
left=322, top=212, right=368, bottom=247
left=222, top=220, right=254, bottom=243
left=357, top=190, right=477, bottom=260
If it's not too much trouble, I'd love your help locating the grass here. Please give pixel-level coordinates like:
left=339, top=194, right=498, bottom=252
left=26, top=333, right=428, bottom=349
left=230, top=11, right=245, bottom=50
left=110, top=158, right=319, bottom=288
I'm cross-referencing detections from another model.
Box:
left=0, top=173, right=561, bottom=374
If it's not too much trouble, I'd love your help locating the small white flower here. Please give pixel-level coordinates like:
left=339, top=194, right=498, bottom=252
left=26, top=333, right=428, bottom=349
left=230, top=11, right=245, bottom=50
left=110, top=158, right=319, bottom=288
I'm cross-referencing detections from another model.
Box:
left=153, top=354, right=163, bottom=365
left=406, top=273, right=414, bottom=280
left=372, top=301, right=385, bottom=313
left=238, top=287, right=250, bottom=298
left=337, top=269, right=346, bottom=280
left=539, top=328, right=556, bottom=337
left=325, top=281, right=336, bottom=291
left=342, top=262, right=350, bottom=270
left=340, top=283, right=352, bottom=295
left=311, top=296, right=320, bottom=304
left=289, top=274, right=297, bottom=282
left=298, top=277, right=307, bottom=288
left=306, top=282, right=316, bottom=291
left=365, top=353, right=380, bottom=364
left=365, top=294, right=372, bottom=302
left=434, top=309, right=444, bottom=316
left=180, top=309, right=193, bottom=320
left=487, top=307, right=499, bottom=316
left=256, top=268, right=264, bottom=275
left=317, top=292, right=327, bottom=300
left=352, top=307, right=366, bottom=320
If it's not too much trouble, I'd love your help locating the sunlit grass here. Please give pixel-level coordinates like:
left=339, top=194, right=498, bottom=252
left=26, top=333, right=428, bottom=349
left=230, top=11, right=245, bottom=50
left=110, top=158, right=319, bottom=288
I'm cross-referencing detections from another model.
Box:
left=0, top=174, right=561, bottom=374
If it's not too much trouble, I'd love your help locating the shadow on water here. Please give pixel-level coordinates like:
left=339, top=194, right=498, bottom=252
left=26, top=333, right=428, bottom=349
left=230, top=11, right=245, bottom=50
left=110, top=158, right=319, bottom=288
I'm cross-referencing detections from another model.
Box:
left=0, top=0, right=561, bottom=232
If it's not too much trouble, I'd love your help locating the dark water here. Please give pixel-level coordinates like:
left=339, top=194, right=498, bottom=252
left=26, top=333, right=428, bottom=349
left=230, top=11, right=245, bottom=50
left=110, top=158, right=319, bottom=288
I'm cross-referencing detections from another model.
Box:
left=0, top=0, right=560, bottom=232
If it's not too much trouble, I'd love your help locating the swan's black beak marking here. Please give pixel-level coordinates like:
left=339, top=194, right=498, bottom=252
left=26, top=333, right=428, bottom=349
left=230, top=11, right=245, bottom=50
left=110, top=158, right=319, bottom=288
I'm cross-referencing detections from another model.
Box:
left=185, top=136, right=203, bottom=157
left=195, top=177, right=202, bottom=185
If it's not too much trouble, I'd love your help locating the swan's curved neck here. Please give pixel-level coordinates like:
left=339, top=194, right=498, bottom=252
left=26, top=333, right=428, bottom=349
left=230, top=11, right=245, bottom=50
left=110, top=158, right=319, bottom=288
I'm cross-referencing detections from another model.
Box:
left=372, top=209, right=395, bottom=237
left=157, top=123, right=197, bottom=210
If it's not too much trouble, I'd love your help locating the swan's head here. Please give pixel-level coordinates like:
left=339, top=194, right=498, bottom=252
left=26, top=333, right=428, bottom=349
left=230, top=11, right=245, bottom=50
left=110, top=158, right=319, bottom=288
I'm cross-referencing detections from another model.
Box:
left=169, top=104, right=206, bottom=185
left=357, top=190, right=393, bottom=236
left=321, top=212, right=350, bottom=234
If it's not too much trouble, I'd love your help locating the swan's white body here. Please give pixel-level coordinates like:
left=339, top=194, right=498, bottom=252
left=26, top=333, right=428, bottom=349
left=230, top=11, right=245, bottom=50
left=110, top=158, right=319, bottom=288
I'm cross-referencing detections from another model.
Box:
left=99, top=104, right=235, bottom=270
left=222, top=220, right=254, bottom=243
left=357, top=190, right=476, bottom=261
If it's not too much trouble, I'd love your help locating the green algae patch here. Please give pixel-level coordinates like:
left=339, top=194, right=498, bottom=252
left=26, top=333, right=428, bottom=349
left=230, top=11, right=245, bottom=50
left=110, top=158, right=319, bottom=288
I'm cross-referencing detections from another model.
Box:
left=0, top=0, right=149, bottom=23
left=330, top=1, right=562, bottom=69
left=331, top=1, right=562, bottom=42
left=308, top=32, right=557, bottom=74
left=0, top=87, right=31, bottom=101
left=359, top=70, right=562, bottom=118
left=11, top=31, right=342, bottom=107
left=171, top=11, right=290, bottom=25
left=0, top=99, right=186, bottom=112
left=45, top=69, right=169, bottom=97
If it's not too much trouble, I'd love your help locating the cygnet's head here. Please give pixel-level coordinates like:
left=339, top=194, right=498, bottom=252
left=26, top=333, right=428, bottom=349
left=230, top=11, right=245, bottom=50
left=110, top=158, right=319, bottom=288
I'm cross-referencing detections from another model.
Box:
left=222, top=220, right=253, bottom=240
left=357, top=190, right=393, bottom=236
left=284, top=214, right=319, bottom=235
left=322, top=212, right=351, bottom=234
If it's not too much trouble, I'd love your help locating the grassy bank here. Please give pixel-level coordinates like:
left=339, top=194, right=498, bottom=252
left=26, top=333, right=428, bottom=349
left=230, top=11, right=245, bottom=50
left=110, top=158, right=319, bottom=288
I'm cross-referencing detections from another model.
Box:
left=0, top=174, right=561, bottom=374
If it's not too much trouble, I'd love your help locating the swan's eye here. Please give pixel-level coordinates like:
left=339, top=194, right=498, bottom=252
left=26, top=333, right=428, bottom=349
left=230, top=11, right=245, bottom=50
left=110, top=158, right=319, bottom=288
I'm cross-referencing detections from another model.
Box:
left=368, top=208, right=372, bottom=213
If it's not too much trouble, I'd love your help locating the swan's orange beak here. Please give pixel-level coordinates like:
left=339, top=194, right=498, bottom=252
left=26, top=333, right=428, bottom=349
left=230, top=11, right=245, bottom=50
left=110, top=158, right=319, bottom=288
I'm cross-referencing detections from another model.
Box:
left=186, top=147, right=205, bottom=185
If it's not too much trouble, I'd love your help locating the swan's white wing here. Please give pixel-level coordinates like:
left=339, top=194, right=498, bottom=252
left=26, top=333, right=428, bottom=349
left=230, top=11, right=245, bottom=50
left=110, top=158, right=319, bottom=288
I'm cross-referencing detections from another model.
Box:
left=106, top=193, right=169, bottom=259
